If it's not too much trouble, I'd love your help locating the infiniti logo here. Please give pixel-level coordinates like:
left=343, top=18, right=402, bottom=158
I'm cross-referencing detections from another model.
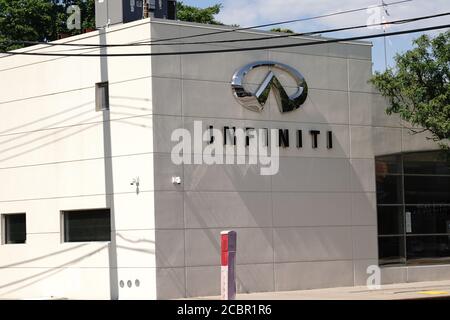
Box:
left=231, top=61, right=308, bottom=113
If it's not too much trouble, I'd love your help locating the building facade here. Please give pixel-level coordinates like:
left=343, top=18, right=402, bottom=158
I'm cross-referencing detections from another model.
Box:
left=0, top=18, right=448, bottom=299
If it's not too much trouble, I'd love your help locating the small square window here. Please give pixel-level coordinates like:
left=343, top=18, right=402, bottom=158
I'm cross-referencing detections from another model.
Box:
left=62, top=209, right=111, bottom=242
left=2, top=213, right=26, bottom=244
left=95, top=82, right=109, bottom=111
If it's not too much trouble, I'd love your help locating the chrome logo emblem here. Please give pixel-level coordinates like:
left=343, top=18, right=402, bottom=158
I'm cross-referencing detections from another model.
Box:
left=231, top=61, right=308, bottom=113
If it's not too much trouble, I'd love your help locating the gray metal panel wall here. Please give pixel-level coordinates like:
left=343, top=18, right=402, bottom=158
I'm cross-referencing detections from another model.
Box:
left=95, top=0, right=108, bottom=28
left=95, top=0, right=130, bottom=28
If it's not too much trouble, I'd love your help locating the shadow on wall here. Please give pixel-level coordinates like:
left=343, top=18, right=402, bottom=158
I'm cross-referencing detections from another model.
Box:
left=0, top=91, right=155, bottom=298
left=0, top=102, right=154, bottom=165
left=0, top=243, right=107, bottom=297
left=0, top=236, right=155, bottom=298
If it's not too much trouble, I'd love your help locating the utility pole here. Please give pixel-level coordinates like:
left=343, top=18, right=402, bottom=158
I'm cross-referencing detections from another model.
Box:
left=381, top=0, right=390, bottom=70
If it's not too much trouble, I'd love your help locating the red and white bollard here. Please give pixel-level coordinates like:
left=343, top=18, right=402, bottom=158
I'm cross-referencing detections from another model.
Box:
left=221, top=230, right=237, bottom=300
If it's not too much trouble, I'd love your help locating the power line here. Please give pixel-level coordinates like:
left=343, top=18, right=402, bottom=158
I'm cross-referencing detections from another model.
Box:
left=0, top=0, right=414, bottom=49
left=11, top=11, right=449, bottom=54
left=3, top=10, right=447, bottom=51
left=145, top=0, right=414, bottom=43
left=136, top=11, right=450, bottom=46
left=2, top=23, right=449, bottom=57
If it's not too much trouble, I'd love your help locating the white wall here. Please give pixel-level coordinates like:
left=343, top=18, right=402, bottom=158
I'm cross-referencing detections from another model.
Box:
left=0, top=19, right=156, bottom=299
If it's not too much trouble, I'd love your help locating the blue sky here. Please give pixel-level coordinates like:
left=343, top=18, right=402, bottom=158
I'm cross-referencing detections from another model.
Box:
left=180, top=0, right=450, bottom=72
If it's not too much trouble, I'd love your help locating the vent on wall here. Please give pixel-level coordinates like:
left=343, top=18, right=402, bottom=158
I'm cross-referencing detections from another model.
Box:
left=95, top=82, right=110, bottom=112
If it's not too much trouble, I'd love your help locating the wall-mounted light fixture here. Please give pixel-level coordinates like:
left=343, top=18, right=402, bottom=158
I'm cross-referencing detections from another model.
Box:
left=130, top=177, right=140, bottom=194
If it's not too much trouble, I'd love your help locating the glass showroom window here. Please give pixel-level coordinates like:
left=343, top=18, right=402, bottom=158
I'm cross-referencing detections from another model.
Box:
left=376, top=151, right=450, bottom=266
left=62, top=209, right=111, bottom=242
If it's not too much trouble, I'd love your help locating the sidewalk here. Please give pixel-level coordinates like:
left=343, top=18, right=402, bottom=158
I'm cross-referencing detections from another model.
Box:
left=190, top=280, right=450, bottom=300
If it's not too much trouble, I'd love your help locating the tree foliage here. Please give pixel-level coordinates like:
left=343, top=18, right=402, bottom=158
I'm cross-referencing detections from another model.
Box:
left=0, top=0, right=95, bottom=51
left=0, top=0, right=225, bottom=51
left=55, top=0, right=95, bottom=36
left=0, top=0, right=56, bottom=51
left=371, top=31, right=450, bottom=145
left=270, top=28, right=294, bottom=33
left=176, top=1, right=223, bottom=25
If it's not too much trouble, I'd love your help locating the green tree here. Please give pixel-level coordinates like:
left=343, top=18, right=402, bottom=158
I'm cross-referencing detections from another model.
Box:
left=1, top=0, right=225, bottom=52
left=0, top=0, right=57, bottom=51
left=371, top=31, right=450, bottom=146
left=176, top=1, right=223, bottom=25
left=270, top=28, right=294, bottom=33
left=0, top=0, right=95, bottom=51
left=54, top=0, right=95, bottom=37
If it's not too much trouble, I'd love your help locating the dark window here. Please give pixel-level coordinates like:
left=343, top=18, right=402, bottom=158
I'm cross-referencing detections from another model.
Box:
left=404, top=175, right=450, bottom=204
left=376, top=151, right=450, bottom=266
left=63, top=209, right=111, bottom=242
left=377, top=205, right=404, bottom=235
left=376, top=174, right=403, bottom=204
left=3, top=213, right=26, bottom=244
left=376, top=154, right=402, bottom=174
left=403, top=151, right=450, bottom=175
left=406, top=205, right=450, bottom=234
left=406, top=235, right=450, bottom=264
left=378, top=236, right=406, bottom=265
